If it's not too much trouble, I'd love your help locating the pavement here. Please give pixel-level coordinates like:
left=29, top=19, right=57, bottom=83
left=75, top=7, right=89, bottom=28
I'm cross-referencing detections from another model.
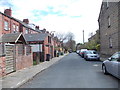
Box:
left=100, top=57, right=108, bottom=61
left=1, top=53, right=68, bottom=89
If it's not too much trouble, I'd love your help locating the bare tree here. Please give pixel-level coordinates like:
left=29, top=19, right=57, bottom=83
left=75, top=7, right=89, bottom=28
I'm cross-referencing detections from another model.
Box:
left=66, top=32, right=74, bottom=41
left=64, top=32, right=76, bottom=51
left=55, top=32, right=67, bottom=42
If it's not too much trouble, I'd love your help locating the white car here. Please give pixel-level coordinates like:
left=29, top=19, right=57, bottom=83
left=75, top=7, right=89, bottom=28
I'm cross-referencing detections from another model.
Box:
left=79, top=49, right=88, bottom=57
left=84, top=50, right=100, bottom=60
left=102, top=52, right=120, bottom=79
left=76, top=50, right=80, bottom=54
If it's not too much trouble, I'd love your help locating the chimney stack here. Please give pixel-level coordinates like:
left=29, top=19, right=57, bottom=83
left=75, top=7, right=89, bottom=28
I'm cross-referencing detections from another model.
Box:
left=23, top=19, right=29, bottom=24
left=35, top=26, right=39, bottom=29
left=4, top=8, right=12, bottom=16
left=42, top=28, right=46, bottom=33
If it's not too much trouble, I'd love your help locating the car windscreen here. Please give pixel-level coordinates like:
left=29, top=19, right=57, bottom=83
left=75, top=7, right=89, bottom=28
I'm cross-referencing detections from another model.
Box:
left=86, top=51, right=92, bottom=54
left=86, top=51, right=98, bottom=54
left=92, top=51, right=98, bottom=54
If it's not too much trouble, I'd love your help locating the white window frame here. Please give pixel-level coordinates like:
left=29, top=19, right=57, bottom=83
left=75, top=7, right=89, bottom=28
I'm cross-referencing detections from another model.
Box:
left=106, top=0, right=109, bottom=8
left=4, top=21, right=9, bottom=30
left=16, top=25, right=19, bottom=32
left=13, top=24, right=16, bottom=32
left=109, top=37, right=112, bottom=48
left=26, top=29, right=29, bottom=34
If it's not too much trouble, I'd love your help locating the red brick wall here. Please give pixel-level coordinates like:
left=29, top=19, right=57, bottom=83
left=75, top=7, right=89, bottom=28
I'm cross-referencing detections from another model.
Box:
left=44, top=37, right=48, bottom=61
left=10, top=19, right=19, bottom=33
left=2, top=15, right=11, bottom=34
left=0, top=56, right=6, bottom=77
left=51, top=38, right=54, bottom=58
left=15, top=54, right=33, bottom=70
left=2, top=14, right=20, bottom=34
left=15, top=45, right=33, bottom=70
left=31, top=30, right=38, bottom=34
left=0, top=14, right=2, bottom=36
left=21, top=26, right=38, bottom=34
left=43, top=36, right=55, bottom=60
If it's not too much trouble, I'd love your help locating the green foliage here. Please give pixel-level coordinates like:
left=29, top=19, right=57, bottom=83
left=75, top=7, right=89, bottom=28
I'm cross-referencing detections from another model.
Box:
left=96, top=44, right=100, bottom=51
left=79, top=40, right=100, bottom=52
left=33, top=60, right=37, bottom=65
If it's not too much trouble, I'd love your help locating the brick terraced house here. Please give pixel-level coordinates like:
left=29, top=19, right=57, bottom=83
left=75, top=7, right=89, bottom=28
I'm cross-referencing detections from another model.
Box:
left=98, top=1, right=120, bottom=58
left=25, top=33, right=54, bottom=63
left=0, top=8, right=63, bottom=77
left=0, top=9, right=35, bottom=76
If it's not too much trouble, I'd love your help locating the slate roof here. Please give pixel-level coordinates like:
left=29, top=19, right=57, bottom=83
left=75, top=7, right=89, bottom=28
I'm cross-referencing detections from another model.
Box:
left=0, top=33, right=27, bottom=44
left=24, top=33, right=49, bottom=42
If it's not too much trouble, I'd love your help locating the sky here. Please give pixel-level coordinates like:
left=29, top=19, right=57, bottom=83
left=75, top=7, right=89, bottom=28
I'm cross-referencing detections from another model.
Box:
left=0, top=0, right=103, bottom=43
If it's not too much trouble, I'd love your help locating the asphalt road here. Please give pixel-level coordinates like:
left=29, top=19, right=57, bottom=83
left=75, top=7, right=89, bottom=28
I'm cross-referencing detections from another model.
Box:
left=20, top=53, right=119, bottom=88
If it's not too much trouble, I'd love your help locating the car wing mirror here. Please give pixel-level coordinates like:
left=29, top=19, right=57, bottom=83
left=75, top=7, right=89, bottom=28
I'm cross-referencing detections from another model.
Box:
left=108, top=57, right=112, bottom=61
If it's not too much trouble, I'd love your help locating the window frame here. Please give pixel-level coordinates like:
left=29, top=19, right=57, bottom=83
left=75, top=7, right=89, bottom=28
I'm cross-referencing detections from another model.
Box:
left=106, top=0, right=109, bottom=9
left=4, top=20, right=9, bottom=31
left=26, top=29, right=29, bottom=34
left=13, top=24, right=16, bottom=33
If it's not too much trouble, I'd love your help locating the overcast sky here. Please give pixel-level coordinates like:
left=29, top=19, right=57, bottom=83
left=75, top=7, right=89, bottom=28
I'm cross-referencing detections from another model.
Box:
left=0, top=0, right=102, bottom=43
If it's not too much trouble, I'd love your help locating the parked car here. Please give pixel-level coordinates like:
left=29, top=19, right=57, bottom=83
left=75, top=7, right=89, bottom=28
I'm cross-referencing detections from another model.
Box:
left=79, top=49, right=88, bottom=57
left=69, top=50, right=72, bottom=53
left=102, top=52, right=120, bottom=79
left=76, top=50, right=80, bottom=54
left=84, top=50, right=100, bottom=60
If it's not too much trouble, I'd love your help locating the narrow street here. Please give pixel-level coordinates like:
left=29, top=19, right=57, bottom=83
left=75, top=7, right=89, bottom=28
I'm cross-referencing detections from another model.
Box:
left=20, top=53, right=119, bottom=88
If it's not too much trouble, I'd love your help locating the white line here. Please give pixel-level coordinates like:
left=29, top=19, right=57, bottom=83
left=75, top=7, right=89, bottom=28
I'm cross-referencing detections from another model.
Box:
left=93, top=64, right=99, bottom=67
left=17, top=82, right=21, bottom=86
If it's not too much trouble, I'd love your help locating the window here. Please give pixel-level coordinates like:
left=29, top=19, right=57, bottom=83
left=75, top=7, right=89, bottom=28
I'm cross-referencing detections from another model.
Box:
left=111, top=53, right=119, bottom=61
left=26, top=29, right=29, bottom=34
left=13, top=24, right=16, bottom=33
left=48, top=36, right=51, bottom=43
left=109, top=37, right=112, bottom=48
left=4, top=21, right=9, bottom=30
left=106, top=0, right=109, bottom=8
left=16, top=25, right=19, bottom=32
left=108, top=16, right=111, bottom=28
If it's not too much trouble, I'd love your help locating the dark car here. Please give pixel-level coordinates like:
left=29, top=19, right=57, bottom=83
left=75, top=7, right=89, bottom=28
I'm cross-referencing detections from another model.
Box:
left=69, top=50, right=72, bottom=53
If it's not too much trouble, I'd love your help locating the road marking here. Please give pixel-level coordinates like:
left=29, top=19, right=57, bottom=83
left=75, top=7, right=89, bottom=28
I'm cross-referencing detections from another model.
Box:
left=93, top=64, right=99, bottom=67
left=17, top=82, right=21, bottom=86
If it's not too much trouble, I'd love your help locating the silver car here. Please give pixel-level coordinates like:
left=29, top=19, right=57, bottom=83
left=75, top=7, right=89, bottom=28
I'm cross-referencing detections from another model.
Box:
left=84, top=50, right=100, bottom=60
left=102, top=52, right=120, bottom=79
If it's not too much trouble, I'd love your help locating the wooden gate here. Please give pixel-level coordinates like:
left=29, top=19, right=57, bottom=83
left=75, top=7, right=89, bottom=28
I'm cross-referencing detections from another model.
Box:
left=5, top=44, right=15, bottom=74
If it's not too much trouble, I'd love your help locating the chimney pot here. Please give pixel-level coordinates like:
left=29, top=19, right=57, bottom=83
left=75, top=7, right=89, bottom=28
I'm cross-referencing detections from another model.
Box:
left=4, top=8, right=12, bottom=16
left=23, top=19, right=29, bottom=24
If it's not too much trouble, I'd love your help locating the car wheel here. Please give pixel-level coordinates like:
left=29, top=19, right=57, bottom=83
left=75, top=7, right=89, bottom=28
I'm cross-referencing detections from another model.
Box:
left=102, top=65, right=108, bottom=74
left=85, top=57, right=88, bottom=61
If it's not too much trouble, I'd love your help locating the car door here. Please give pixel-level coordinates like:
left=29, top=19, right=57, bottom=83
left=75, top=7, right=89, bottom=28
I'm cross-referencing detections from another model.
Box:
left=109, top=53, right=119, bottom=77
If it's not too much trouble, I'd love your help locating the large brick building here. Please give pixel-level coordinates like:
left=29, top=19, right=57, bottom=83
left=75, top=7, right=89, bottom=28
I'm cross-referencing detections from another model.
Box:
left=98, top=1, right=120, bottom=58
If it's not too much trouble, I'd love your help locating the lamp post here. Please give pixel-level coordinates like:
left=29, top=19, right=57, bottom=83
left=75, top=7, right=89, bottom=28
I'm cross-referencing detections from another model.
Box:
left=83, top=30, right=84, bottom=44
